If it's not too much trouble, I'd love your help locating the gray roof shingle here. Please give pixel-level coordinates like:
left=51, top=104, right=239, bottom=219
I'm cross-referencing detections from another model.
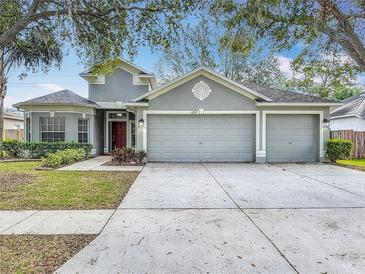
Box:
left=330, top=92, right=365, bottom=118
left=242, top=83, right=337, bottom=103
left=14, top=89, right=98, bottom=107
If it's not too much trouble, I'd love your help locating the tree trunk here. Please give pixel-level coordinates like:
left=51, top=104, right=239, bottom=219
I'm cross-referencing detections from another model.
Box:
left=0, top=63, right=6, bottom=157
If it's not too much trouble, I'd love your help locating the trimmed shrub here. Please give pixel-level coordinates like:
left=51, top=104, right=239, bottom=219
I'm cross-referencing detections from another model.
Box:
left=111, top=147, right=135, bottom=163
left=111, top=147, right=147, bottom=164
left=2, top=141, right=92, bottom=159
left=135, top=150, right=147, bottom=164
left=42, top=148, right=86, bottom=168
left=326, top=139, right=353, bottom=162
left=2, top=139, right=24, bottom=158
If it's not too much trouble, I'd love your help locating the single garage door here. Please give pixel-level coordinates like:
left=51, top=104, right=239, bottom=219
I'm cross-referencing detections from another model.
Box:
left=147, top=114, right=255, bottom=162
left=266, top=114, right=317, bottom=162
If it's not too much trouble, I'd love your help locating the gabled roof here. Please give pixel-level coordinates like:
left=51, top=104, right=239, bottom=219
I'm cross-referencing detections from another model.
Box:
left=330, top=92, right=365, bottom=119
left=132, top=67, right=274, bottom=102
left=243, top=83, right=338, bottom=103
left=131, top=67, right=341, bottom=105
left=80, top=58, right=157, bottom=89
left=13, top=89, right=98, bottom=108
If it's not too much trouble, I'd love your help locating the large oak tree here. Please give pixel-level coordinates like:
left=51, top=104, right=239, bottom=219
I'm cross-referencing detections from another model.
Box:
left=155, top=19, right=286, bottom=88
left=211, top=0, right=365, bottom=71
left=0, top=0, right=196, bottom=151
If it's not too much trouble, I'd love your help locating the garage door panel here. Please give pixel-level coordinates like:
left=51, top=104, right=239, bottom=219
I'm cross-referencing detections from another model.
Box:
left=147, top=114, right=254, bottom=162
left=267, top=115, right=317, bottom=162
left=154, top=140, right=200, bottom=151
left=268, top=127, right=315, bottom=137
left=268, top=143, right=315, bottom=153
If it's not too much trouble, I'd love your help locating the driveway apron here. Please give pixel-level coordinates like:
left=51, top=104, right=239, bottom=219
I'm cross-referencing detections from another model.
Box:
left=56, top=163, right=365, bottom=274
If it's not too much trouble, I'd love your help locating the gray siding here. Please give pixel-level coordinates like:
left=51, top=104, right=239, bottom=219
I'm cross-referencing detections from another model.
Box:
left=148, top=75, right=256, bottom=111
left=89, top=69, right=149, bottom=102
left=29, top=112, right=94, bottom=146
left=93, top=109, right=105, bottom=155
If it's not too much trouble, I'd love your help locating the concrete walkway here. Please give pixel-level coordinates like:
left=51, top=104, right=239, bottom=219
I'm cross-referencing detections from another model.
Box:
left=0, top=210, right=114, bottom=235
left=58, top=156, right=144, bottom=171
left=56, top=163, right=365, bottom=274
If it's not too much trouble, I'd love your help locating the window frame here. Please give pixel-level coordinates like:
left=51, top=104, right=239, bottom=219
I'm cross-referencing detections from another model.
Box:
left=26, top=117, right=31, bottom=142
left=130, top=121, right=136, bottom=148
left=40, top=117, right=65, bottom=142
left=78, top=118, right=89, bottom=144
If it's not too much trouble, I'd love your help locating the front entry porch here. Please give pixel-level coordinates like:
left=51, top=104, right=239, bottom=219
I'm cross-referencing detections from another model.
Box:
left=97, top=110, right=136, bottom=154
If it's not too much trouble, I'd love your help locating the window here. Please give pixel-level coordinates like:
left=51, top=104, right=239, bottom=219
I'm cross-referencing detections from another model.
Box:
left=131, top=122, right=135, bottom=147
left=78, top=119, right=89, bottom=143
left=108, top=112, right=127, bottom=119
left=40, top=117, right=65, bottom=142
left=26, top=118, right=31, bottom=141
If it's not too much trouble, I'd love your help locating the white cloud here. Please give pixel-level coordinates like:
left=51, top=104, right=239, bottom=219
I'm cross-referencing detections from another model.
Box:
left=276, top=55, right=293, bottom=76
left=36, top=84, right=64, bottom=93
left=4, top=96, right=19, bottom=109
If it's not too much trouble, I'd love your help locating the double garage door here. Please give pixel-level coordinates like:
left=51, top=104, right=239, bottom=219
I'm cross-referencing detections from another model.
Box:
left=147, top=114, right=255, bottom=162
left=147, top=114, right=318, bottom=162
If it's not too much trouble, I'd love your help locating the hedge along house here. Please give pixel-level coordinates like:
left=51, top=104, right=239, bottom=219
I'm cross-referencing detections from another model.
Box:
left=14, top=59, right=341, bottom=162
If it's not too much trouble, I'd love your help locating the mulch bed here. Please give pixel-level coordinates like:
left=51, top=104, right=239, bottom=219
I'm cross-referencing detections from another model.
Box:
left=0, top=234, right=96, bottom=274
left=0, top=159, right=42, bottom=162
left=102, top=160, right=145, bottom=166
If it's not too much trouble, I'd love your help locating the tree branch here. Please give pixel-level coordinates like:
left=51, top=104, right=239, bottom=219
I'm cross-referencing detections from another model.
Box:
left=0, top=4, right=165, bottom=47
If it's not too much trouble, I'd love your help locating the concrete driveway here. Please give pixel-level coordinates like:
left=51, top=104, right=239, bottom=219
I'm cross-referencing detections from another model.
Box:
left=56, top=163, right=365, bottom=274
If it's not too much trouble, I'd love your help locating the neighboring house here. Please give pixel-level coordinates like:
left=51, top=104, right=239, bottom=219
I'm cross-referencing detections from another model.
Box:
left=14, top=59, right=341, bottom=163
left=3, top=111, right=24, bottom=140
left=330, top=91, right=365, bottom=131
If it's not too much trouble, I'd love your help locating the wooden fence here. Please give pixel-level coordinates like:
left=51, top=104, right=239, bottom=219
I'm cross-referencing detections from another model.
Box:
left=330, top=130, right=365, bottom=158
left=3, top=129, right=24, bottom=141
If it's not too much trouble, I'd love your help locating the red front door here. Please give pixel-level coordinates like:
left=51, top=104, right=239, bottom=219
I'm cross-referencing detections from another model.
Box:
left=111, top=122, right=127, bottom=150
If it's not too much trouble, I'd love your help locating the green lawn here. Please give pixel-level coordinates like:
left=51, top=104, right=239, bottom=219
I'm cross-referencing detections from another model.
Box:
left=337, top=159, right=365, bottom=171
left=0, top=235, right=96, bottom=274
left=0, top=161, right=139, bottom=210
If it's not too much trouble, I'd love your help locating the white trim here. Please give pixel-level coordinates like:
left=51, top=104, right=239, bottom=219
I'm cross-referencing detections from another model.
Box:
left=80, top=74, right=105, bottom=84
left=82, top=59, right=153, bottom=75
left=77, top=118, right=90, bottom=144
left=4, top=115, right=23, bottom=121
left=132, top=67, right=273, bottom=102
left=25, top=110, right=95, bottom=115
left=14, top=103, right=98, bottom=108
left=256, top=102, right=342, bottom=107
left=330, top=114, right=363, bottom=120
left=142, top=110, right=260, bottom=153
left=117, top=66, right=151, bottom=86
left=29, top=113, right=32, bottom=141
left=262, top=110, right=325, bottom=158
left=125, top=102, right=149, bottom=107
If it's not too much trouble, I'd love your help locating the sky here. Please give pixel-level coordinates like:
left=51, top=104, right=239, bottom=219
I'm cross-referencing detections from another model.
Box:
left=5, top=45, right=159, bottom=109
left=5, top=45, right=365, bottom=110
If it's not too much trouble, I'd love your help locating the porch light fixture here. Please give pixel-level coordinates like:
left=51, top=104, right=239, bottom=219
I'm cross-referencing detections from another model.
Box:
left=323, top=118, right=330, bottom=126
left=138, top=118, right=144, bottom=127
